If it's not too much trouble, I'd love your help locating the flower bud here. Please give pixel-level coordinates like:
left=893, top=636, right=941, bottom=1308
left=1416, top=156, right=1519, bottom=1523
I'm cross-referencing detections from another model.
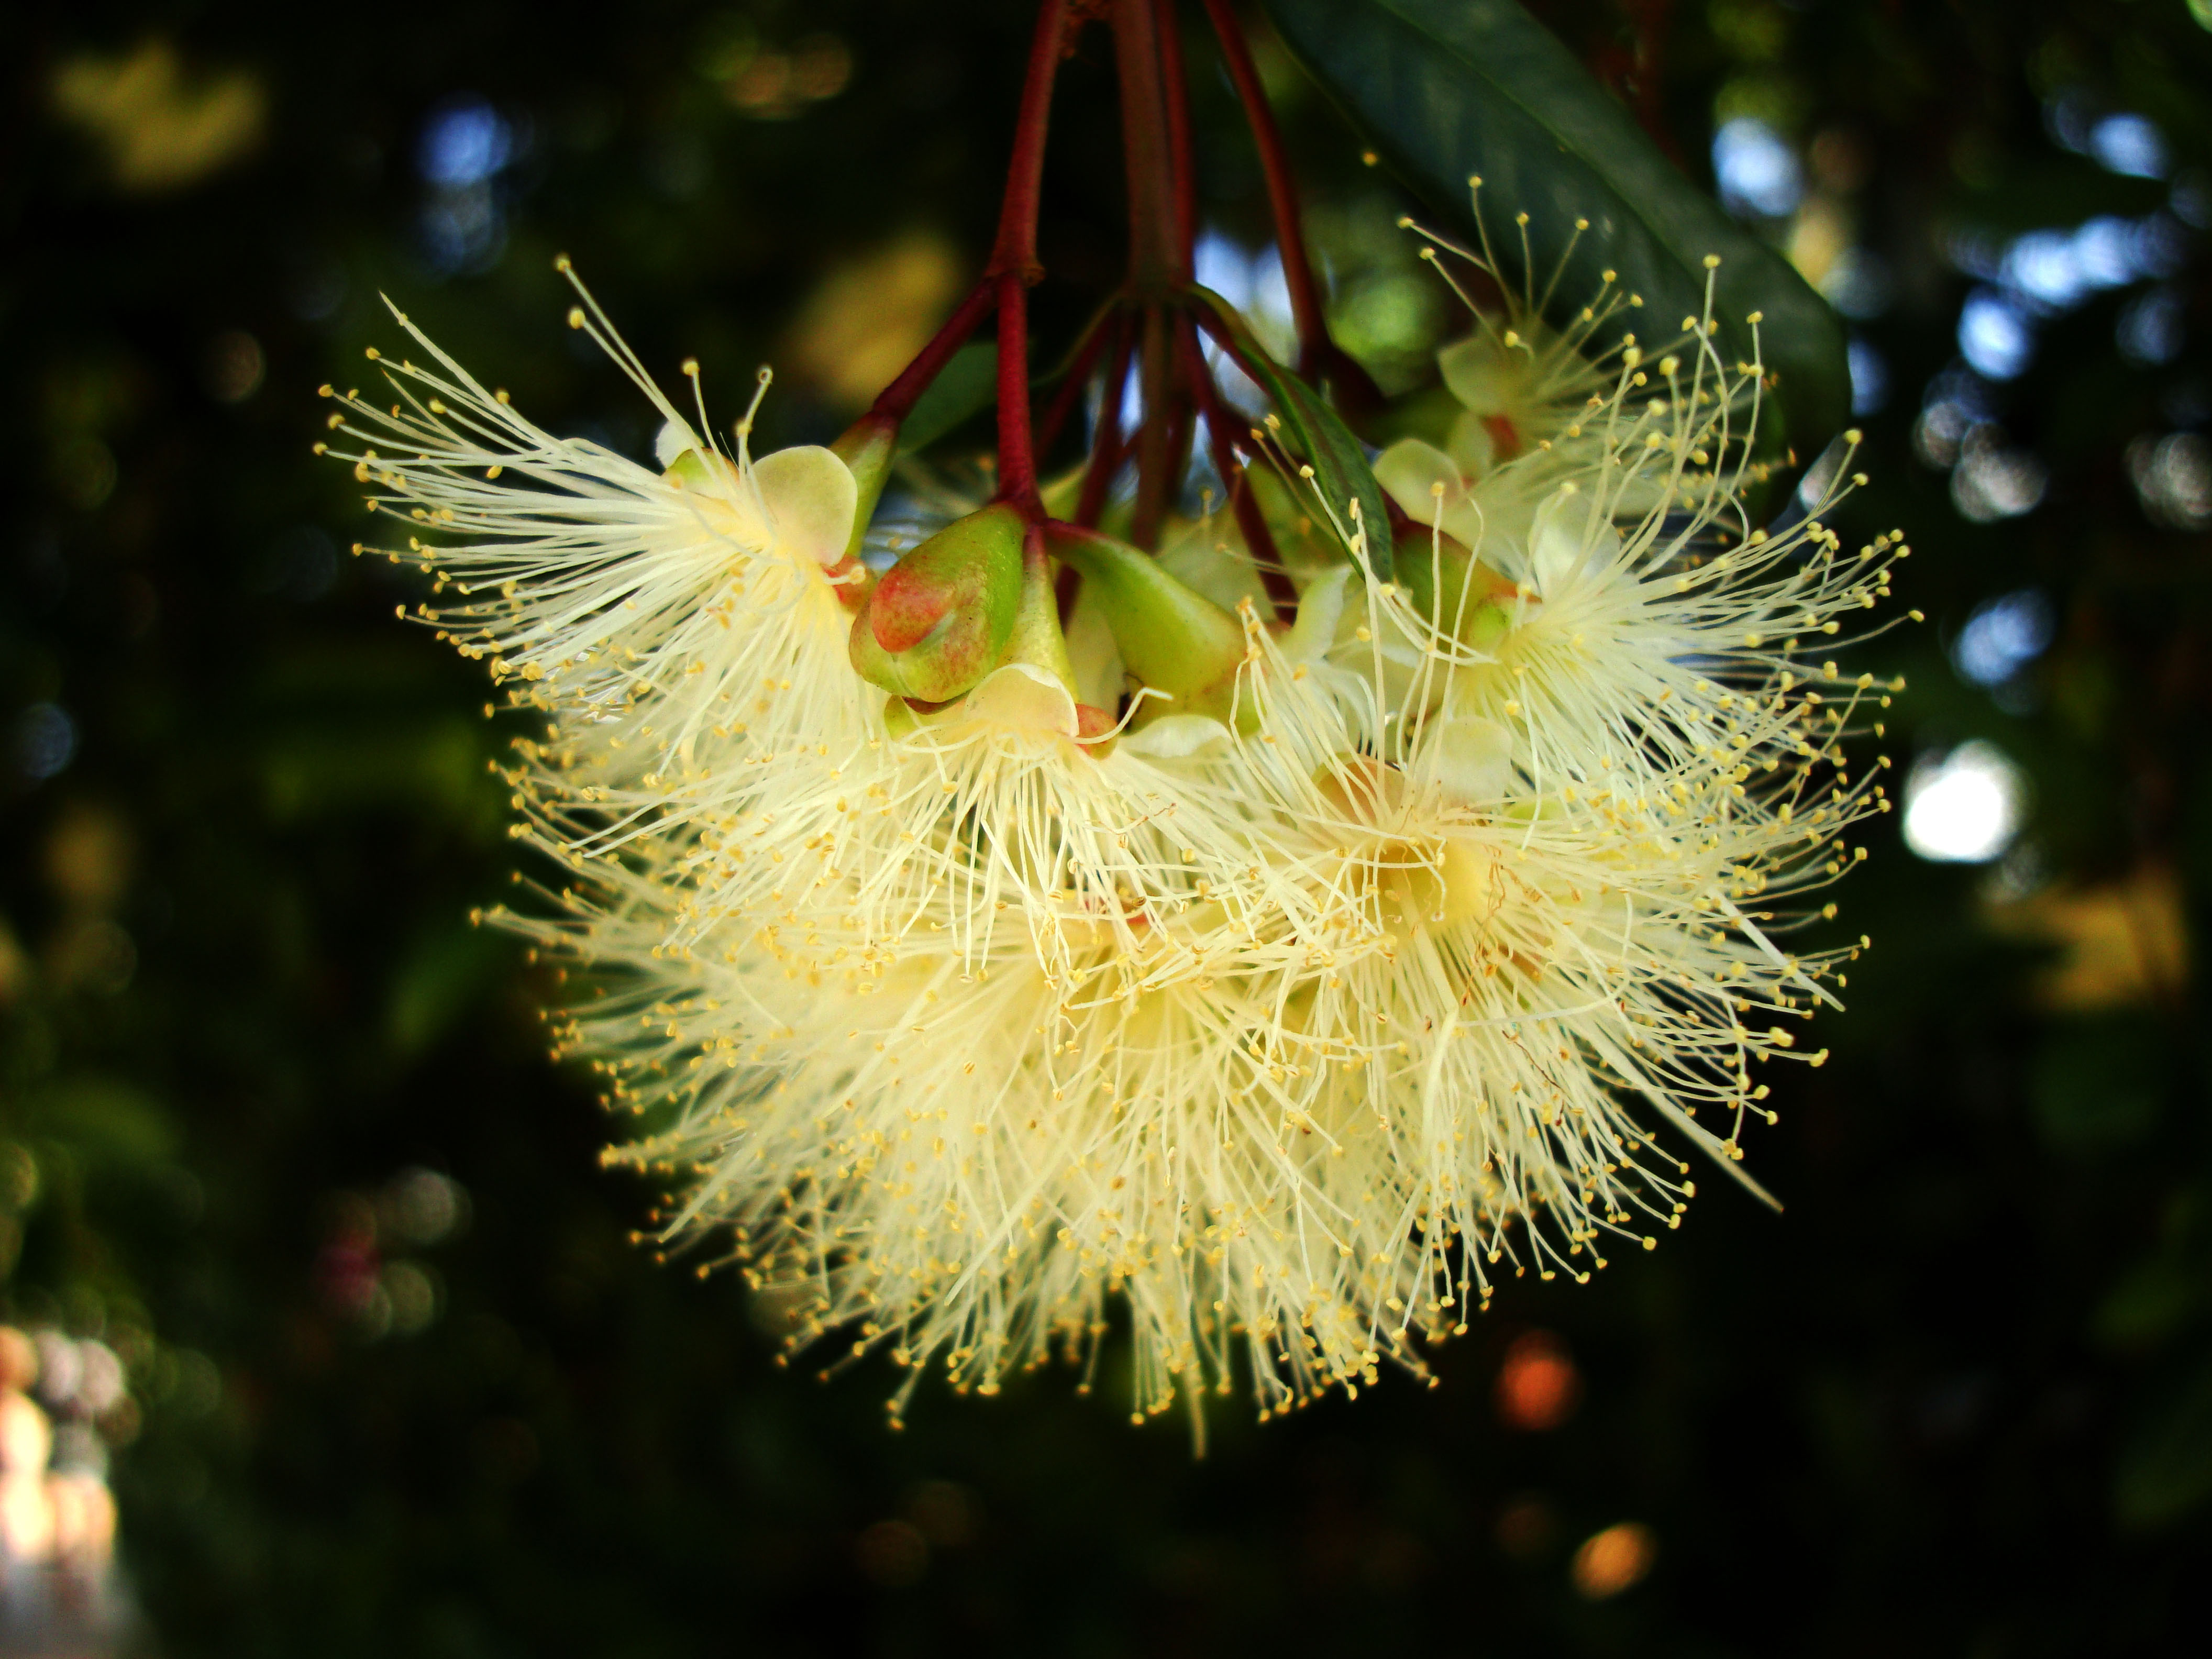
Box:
left=1392, top=524, right=1516, bottom=652
left=1045, top=525, right=1245, bottom=716
left=849, top=502, right=1025, bottom=703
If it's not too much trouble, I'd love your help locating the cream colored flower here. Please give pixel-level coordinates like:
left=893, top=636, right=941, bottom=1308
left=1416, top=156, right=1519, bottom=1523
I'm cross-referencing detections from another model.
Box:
left=336, top=227, right=1906, bottom=1430
left=320, top=264, right=867, bottom=801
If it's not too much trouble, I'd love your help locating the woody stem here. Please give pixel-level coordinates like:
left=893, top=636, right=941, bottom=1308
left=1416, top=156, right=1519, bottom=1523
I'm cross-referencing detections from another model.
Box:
left=1198, top=0, right=1327, bottom=374
left=864, top=281, right=998, bottom=429
left=1111, top=0, right=1197, bottom=548
left=989, top=0, right=1073, bottom=511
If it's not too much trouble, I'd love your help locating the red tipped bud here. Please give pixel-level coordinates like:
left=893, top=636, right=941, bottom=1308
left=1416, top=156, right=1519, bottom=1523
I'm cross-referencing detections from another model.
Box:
left=849, top=503, right=1025, bottom=703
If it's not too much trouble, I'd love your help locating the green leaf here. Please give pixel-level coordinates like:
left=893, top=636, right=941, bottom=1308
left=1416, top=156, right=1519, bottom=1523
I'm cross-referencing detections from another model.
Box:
left=1187, top=287, right=1396, bottom=581
left=895, top=341, right=998, bottom=458
left=1259, top=0, right=1850, bottom=460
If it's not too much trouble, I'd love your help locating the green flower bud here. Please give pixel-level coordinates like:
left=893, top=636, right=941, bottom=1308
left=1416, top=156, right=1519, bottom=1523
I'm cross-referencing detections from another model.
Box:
left=1045, top=525, right=1245, bottom=716
left=1392, top=524, right=1517, bottom=652
left=849, top=502, right=1025, bottom=703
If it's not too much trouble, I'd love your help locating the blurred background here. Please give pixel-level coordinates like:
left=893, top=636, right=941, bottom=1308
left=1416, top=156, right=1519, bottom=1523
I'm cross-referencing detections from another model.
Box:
left=3, top=0, right=2210, bottom=1652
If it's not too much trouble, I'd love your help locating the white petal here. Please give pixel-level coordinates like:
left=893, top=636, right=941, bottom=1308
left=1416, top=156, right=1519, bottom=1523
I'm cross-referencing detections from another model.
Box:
left=1284, top=566, right=1352, bottom=663
left=1373, top=437, right=1464, bottom=526
left=1121, top=713, right=1232, bottom=758
left=1437, top=333, right=1518, bottom=416
left=753, top=445, right=858, bottom=569
left=1062, top=591, right=1125, bottom=712
left=1437, top=497, right=1490, bottom=551
left=1528, top=484, right=1619, bottom=598
left=653, top=418, right=699, bottom=467
left=959, top=662, right=1078, bottom=737
left=1445, top=409, right=1498, bottom=477
left=1426, top=714, right=1513, bottom=804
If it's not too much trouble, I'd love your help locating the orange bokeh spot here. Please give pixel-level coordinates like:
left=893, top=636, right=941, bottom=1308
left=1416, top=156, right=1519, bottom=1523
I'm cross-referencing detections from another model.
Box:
left=1571, top=1521, right=1658, bottom=1599
left=1494, top=1330, right=1581, bottom=1431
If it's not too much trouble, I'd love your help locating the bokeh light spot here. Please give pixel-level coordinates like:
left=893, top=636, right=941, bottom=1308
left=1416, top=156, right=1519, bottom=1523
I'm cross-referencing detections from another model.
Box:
left=1571, top=1521, right=1657, bottom=1599
left=1495, top=1330, right=1581, bottom=1431
left=1904, top=742, right=2025, bottom=864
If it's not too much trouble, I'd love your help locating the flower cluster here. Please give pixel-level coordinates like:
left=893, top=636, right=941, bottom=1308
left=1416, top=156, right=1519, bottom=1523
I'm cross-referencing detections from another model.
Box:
left=320, top=243, right=1904, bottom=1430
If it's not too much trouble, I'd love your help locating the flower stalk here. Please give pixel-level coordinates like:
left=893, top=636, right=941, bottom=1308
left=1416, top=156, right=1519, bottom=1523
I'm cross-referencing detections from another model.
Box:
left=1197, top=0, right=1377, bottom=414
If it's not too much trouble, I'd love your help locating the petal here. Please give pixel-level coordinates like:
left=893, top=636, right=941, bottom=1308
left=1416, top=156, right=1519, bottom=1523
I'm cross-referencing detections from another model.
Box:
left=753, top=444, right=858, bottom=569
left=1438, top=333, right=1519, bottom=416
left=653, top=418, right=701, bottom=468
left=1373, top=437, right=1464, bottom=526
left=1445, top=409, right=1497, bottom=477
left=1061, top=591, right=1126, bottom=712
left=1528, top=484, right=1620, bottom=598
left=1437, top=497, right=1491, bottom=552
left=1427, top=714, right=1514, bottom=805
left=959, top=661, right=1078, bottom=738
left=1121, top=713, right=1232, bottom=758
left=1284, top=566, right=1352, bottom=663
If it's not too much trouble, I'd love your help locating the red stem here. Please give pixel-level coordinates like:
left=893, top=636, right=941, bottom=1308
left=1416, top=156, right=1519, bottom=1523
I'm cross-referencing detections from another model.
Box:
left=1077, top=317, right=1137, bottom=527
left=987, top=0, right=1073, bottom=513
left=1155, top=0, right=1199, bottom=267
left=1199, top=0, right=1326, bottom=374
left=1079, top=427, right=1137, bottom=528
left=1184, top=299, right=1264, bottom=388
left=996, top=271, right=1041, bottom=510
left=1109, top=0, right=1192, bottom=549
left=863, top=280, right=998, bottom=428
left=1147, top=394, right=1195, bottom=549
left=1111, top=0, right=1181, bottom=295
left=860, top=0, right=1069, bottom=441
left=989, top=0, right=1071, bottom=282
left=1129, top=305, right=1180, bottom=547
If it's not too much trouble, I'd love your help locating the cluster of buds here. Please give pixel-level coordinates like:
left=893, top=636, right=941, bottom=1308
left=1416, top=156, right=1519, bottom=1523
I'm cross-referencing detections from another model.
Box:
left=317, top=0, right=1905, bottom=1432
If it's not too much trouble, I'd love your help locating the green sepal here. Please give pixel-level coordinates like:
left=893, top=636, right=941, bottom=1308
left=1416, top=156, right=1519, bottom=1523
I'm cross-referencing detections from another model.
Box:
left=1000, top=525, right=1082, bottom=697
left=830, top=413, right=898, bottom=568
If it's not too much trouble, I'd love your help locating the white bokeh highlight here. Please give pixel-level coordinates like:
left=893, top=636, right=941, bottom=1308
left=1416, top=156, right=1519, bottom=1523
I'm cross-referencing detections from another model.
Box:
left=1903, top=741, right=2026, bottom=863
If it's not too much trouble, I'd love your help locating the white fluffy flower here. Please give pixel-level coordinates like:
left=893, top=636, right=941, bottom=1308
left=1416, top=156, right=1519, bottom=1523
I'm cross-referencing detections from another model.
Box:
left=338, top=239, right=1906, bottom=1429
left=320, top=264, right=867, bottom=804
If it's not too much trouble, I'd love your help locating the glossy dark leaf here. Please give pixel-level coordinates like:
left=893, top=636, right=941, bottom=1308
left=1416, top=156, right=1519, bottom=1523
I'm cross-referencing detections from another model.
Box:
left=1188, top=286, right=1396, bottom=580
left=1260, top=0, right=1851, bottom=459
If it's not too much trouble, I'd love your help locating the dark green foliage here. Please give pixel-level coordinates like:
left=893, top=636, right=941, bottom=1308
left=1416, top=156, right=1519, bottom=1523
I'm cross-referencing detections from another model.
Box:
left=1263, top=0, right=1850, bottom=458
